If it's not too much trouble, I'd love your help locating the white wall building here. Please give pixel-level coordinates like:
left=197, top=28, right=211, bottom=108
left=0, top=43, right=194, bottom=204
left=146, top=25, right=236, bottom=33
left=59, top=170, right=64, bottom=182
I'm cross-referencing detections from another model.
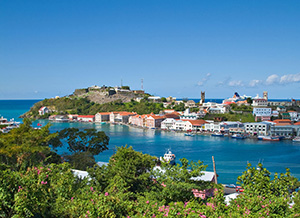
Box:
left=244, top=122, right=271, bottom=136
left=204, top=121, right=221, bottom=132
left=39, top=106, right=50, bottom=116
left=252, top=99, right=268, bottom=107
left=253, top=108, right=272, bottom=117
left=174, top=120, right=188, bottom=131
left=161, top=118, right=177, bottom=130
left=288, top=111, right=298, bottom=122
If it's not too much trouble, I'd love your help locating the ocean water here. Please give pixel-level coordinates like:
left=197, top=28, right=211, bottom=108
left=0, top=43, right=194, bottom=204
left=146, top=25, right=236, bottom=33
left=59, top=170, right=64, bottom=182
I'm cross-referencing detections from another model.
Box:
left=0, top=100, right=41, bottom=122
left=1, top=100, right=300, bottom=184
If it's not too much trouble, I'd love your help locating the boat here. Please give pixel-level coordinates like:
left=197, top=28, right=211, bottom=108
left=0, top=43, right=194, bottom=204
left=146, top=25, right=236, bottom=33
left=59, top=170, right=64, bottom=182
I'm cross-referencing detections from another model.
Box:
left=101, top=122, right=106, bottom=124
left=185, top=133, right=195, bottom=137
left=262, top=136, right=280, bottom=141
left=293, top=137, right=300, bottom=142
left=160, top=149, right=176, bottom=165
left=212, top=133, right=224, bottom=137
left=231, top=134, right=246, bottom=139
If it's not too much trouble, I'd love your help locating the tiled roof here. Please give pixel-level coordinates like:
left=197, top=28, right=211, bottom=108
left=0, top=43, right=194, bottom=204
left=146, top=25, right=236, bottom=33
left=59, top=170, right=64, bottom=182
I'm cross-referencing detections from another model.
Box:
left=183, top=119, right=208, bottom=126
left=97, top=112, right=111, bottom=115
left=78, top=115, right=95, bottom=118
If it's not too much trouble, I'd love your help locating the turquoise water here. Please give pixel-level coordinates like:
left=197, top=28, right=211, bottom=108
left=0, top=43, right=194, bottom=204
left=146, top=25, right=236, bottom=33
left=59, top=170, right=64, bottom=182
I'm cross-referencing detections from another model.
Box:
left=1, top=100, right=300, bottom=184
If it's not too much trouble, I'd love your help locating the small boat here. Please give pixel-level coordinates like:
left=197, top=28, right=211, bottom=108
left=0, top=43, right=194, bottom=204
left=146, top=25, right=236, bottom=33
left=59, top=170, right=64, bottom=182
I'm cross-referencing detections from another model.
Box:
left=293, top=137, right=300, bottom=142
left=231, top=134, right=246, bottom=139
left=184, top=133, right=195, bottom=137
left=160, top=149, right=176, bottom=165
left=262, top=136, right=280, bottom=141
left=212, top=133, right=224, bottom=137
left=101, top=122, right=106, bottom=124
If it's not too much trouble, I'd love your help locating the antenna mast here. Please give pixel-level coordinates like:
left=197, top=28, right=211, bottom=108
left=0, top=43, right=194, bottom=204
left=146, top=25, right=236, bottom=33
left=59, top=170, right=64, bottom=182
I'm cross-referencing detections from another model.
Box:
left=141, top=79, right=144, bottom=90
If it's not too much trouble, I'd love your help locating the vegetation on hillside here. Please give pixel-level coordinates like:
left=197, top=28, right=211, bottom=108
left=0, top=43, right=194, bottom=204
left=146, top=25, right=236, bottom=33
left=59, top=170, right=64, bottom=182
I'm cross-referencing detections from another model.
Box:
left=22, top=97, right=165, bottom=118
left=204, top=112, right=255, bottom=123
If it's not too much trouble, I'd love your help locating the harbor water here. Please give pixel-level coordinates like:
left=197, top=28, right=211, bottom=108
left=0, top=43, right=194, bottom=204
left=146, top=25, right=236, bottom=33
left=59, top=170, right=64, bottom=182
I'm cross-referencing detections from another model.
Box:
left=1, top=100, right=300, bottom=184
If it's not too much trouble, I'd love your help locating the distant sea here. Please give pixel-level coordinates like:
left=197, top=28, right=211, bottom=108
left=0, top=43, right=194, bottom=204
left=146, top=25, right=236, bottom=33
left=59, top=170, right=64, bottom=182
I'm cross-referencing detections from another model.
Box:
left=1, top=99, right=300, bottom=184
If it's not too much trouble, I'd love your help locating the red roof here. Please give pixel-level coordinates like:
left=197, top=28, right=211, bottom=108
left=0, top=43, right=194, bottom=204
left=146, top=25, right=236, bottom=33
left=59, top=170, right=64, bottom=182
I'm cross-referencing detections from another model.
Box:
left=183, top=119, right=208, bottom=126
left=97, top=112, right=110, bottom=115
left=78, top=115, right=95, bottom=118
left=273, top=119, right=292, bottom=123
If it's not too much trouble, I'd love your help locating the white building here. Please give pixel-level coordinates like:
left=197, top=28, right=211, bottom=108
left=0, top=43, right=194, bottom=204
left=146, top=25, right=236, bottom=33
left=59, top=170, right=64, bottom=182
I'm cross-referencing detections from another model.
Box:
left=253, top=108, right=272, bottom=117
left=204, top=121, right=221, bottom=132
left=180, top=108, right=200, bottom=120
left=174, top=120, right=188, bottom=131
left=288, top=111, right=298, bottom=122
left=95, top=112, right=110, bottom=122
left=77, top=115, right=95, bottom=122
left=252, top=98, right=268, bottom=107
left=39, top=106, right=50, bottom=116
left=244, top=122, right=271, bottom=136
left=161, top=118, right=177, bottom=130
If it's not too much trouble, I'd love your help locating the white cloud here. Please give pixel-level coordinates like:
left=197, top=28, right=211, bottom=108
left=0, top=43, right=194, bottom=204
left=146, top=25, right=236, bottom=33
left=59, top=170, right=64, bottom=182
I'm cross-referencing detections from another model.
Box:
left=197, top=73, right=211, bottom=86
left=266, top=74, right=279, bottom=85
left=228, top=80, right=244, bottom=87
left=280, top=73, right=300, bottom=84
left=249, top=80, right=262, bottom=87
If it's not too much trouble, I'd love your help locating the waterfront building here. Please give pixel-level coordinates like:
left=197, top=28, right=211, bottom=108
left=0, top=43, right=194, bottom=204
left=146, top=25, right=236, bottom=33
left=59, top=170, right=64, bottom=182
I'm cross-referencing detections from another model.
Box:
left=68, top=114, right=78, bottom=121
left=95, top=112, right=110, bottom=122
left=110, top=112, right=136, bottom=124
left=244, top=122, right=271, bottom=136
left=161, top=118, right=177, bottom=130
left=219, top=121, right=244, bottom=132
left=184, top=120, right=208, bottom=131
left=174, top=120, right=188, bottom=131
left=204, top=121, right=221, bottom=132
left=270, top=125, right=294, bottom=137
left=146, top=114, right=165, bottom=128
left=129, top=114, right=147, bottom=127
left=77, top=115, right=95, bottom=122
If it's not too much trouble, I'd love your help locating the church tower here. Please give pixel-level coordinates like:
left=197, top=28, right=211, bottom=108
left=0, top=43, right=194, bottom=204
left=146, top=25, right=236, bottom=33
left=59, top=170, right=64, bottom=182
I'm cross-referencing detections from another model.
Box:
left=200, top=91, right=205, bottom=104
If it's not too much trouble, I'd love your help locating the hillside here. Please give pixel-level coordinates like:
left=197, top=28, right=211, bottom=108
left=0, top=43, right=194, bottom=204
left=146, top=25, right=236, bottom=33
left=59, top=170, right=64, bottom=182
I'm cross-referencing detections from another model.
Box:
left=20, top=86, right=163, bottom=119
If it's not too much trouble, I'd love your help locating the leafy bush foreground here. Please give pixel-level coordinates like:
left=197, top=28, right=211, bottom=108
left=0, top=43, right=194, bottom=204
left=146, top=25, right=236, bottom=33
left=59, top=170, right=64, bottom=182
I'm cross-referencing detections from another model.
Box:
left=1, top=120, right=300, bottom=217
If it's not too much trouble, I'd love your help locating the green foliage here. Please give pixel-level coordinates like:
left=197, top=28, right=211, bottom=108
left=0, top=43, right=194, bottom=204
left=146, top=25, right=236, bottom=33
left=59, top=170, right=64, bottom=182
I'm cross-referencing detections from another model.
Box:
left=161, top=97, right=167, bottom=102
left=173, top=102, right=186, bottom=111
left=0, top=118, right=60, bottom=170
left=150, top=158, right=211, bottom=203
left=24, top=96, right=165, bottom=118
left=238, top=163, right=300, bottom=197
left=57, top=128, right=109, bottom=170
left=190, top=107, right=199, bottom=113
left=121, top=86, right=130, bottom=90
left=246, top=97, right=253, bottom=104
left=204, top=112, right=255, bottom=122
left=1, top=145, right=300, bottom=217
left=230, top=104, right=253, bottom=112
left=58, top=128, right=109, bottom=155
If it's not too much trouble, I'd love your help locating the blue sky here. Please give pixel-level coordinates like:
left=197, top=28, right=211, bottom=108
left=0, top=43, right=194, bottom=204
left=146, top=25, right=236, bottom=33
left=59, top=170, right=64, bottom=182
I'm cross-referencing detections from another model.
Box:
left=1, top=0, right=300, bottom=99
